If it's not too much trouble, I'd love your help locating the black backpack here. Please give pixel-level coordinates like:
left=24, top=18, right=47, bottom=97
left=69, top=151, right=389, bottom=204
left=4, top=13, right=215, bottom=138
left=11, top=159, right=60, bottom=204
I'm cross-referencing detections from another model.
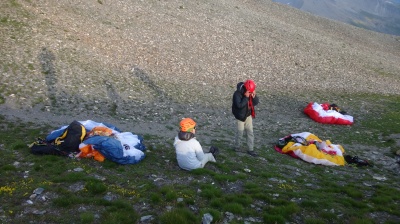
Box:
left=29, top=120, right=86, bottom=156
left=54, top=120, right=86, bottom=153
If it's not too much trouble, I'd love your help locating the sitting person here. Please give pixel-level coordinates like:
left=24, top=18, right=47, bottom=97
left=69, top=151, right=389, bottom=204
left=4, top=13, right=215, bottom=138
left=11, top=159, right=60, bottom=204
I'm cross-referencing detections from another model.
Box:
left=174, top=118, right=219, bottom=171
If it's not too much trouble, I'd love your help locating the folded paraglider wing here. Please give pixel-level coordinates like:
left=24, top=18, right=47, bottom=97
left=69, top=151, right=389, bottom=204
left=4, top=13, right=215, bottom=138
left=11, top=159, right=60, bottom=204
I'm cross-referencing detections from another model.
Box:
left=275, top=132, right=345, bottom=166
left=83, top=135, right=145, bottom=165
left=304, top=102, right=353, bottom=125
left=42, top=120, right=146, bottom=164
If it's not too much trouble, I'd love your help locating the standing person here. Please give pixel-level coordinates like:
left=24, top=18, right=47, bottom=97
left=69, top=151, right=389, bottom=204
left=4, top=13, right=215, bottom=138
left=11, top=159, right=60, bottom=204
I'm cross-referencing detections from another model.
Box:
left=174, top=118, right=219, bottom=171
left=232, top=79, right=259, bottom=157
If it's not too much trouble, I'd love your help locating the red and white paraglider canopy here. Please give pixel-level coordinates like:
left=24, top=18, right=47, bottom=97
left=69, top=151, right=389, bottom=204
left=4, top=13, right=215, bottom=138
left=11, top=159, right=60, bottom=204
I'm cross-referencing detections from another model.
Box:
left=304, top=102, right=353, bottom=125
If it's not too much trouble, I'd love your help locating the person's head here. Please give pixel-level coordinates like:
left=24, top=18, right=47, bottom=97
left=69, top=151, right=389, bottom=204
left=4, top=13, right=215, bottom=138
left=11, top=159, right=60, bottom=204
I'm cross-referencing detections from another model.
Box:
left=179, top=118, right=196, bottom=133
left=244, top=79, right=256, bottom=93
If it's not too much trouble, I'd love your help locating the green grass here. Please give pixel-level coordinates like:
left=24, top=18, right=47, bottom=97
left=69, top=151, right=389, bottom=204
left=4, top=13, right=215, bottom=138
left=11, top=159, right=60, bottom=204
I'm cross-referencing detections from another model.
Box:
left=0, top=94, right=400, bottom=223
left=159, top=208, right=198, bottom=224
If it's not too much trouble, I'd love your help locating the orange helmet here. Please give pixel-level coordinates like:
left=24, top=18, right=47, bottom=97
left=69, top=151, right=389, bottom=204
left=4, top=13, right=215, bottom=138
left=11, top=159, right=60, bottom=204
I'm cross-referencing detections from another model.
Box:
left=179, top=118, right=196, bottom=132
left=244, top=79, right=256, bottom=92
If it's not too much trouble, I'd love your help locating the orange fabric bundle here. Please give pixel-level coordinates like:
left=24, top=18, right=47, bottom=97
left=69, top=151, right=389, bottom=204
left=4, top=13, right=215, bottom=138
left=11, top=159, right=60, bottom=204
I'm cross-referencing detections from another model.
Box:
left=78, top=143, right=105, bottom=162
left=78, top=126, right=114, bottom=162
left=87, top=126, right=113, bottom=138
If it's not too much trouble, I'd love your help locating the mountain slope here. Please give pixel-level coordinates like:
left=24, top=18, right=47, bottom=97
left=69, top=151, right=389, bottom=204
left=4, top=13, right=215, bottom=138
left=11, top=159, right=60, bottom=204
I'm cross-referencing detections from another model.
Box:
left=273, top=0, right=400, bottom=35
left=0, top=0, right=399, bottom=132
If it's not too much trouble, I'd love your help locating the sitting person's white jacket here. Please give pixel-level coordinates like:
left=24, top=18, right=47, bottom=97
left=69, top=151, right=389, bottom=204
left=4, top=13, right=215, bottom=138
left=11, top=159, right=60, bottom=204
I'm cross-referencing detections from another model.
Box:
left=174, top=133, right=216, bottom=171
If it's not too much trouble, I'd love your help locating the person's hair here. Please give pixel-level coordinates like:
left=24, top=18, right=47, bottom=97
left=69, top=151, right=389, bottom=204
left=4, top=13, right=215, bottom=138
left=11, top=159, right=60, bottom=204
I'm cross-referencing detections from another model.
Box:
left=178, top=131, right=195, bottom=141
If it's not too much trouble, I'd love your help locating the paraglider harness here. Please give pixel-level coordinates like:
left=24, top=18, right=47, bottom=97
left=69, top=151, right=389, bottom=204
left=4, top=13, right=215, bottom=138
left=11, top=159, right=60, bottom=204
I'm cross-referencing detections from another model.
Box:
left=29, top=120, right=86, bottom=156
left=276, top=135, right=331, bottom=152
left=29, top=137, right=71, bottom=156
left=329, top=104, right=347, bottom=115
left=276, top=135, right=309, bottom=148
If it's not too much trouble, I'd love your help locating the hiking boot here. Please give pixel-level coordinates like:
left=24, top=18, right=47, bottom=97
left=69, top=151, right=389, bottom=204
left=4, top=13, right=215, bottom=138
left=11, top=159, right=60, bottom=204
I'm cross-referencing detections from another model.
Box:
left=247, top=151, right=258, bottom=157
left=209, top=146, right=219, bottom=158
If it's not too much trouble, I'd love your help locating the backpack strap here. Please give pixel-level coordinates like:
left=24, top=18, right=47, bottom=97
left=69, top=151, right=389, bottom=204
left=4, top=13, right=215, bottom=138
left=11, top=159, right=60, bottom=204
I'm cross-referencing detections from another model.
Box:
left=54, top=130, right=68, bottom=146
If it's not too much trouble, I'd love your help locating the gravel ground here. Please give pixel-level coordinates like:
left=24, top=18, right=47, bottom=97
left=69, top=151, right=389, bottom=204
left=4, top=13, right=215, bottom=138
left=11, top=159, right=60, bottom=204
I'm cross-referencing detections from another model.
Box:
left=0, top=0, right=399, bottom=147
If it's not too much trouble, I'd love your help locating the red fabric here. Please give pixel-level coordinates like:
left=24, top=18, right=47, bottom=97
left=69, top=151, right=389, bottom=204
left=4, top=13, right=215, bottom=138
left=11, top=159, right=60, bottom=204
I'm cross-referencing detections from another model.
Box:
left=321, top=103, right=330, bottom=110
left=322, top=149, right=337, bottom=155
left=274, top=145, right=299, bottom=159
left=303, top=102, right=319, bottom=120
left=248, top=96, right=255, bottom=118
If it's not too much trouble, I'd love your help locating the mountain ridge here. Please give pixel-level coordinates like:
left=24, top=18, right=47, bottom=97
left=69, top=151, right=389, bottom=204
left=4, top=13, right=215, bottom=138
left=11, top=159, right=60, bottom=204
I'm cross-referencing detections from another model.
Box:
left=273, top=0, right=400, bottom=35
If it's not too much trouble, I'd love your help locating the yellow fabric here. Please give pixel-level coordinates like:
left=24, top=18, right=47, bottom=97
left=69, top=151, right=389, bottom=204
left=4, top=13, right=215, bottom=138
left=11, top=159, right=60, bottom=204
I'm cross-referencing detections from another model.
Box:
left=80, top=126, right=87, bottom=141
left=282, top=132, right=345, bottom=166
left=54, top=130, right=68, bottom=146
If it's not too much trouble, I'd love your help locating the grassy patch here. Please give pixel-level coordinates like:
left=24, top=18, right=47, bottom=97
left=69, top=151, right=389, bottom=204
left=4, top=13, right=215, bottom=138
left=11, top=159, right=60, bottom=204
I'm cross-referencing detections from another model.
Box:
left=159, top=208, right=198, bottom=224
left=0, top=94, right=400, bottom=223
